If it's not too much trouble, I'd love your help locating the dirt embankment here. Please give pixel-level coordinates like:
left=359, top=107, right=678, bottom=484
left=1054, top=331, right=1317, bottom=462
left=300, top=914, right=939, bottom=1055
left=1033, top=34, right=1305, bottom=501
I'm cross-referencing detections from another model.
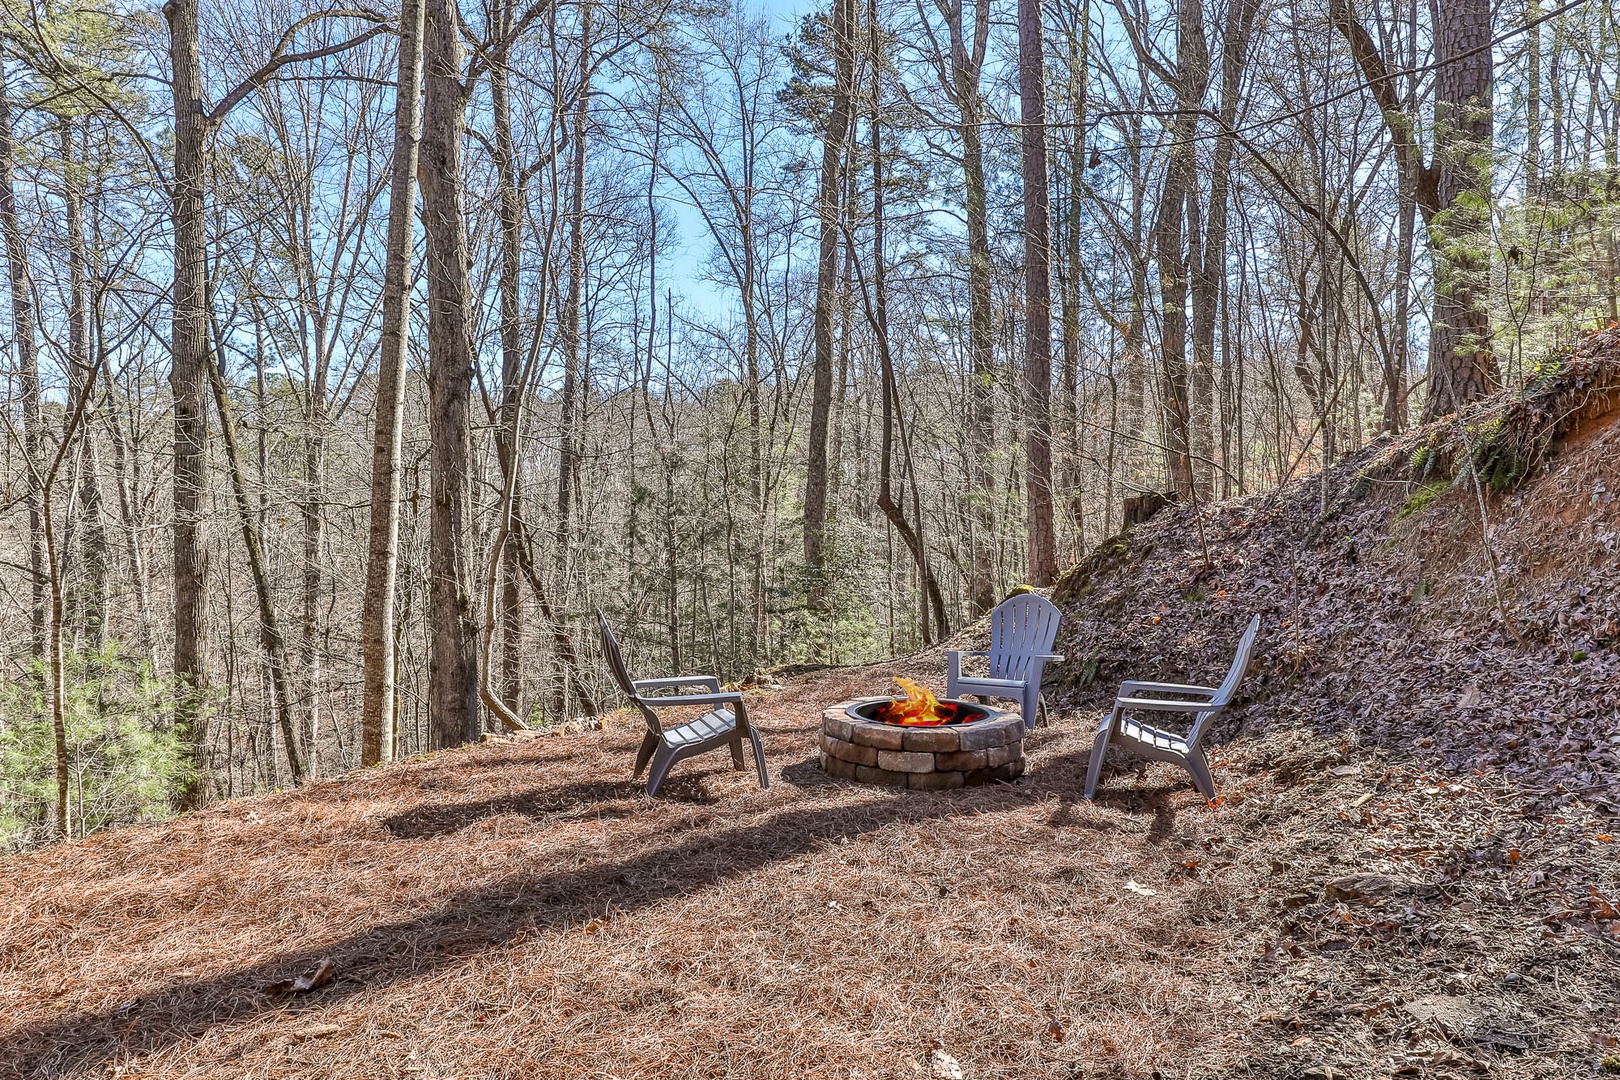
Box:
left=1048, top=325, right=1620, bottom=814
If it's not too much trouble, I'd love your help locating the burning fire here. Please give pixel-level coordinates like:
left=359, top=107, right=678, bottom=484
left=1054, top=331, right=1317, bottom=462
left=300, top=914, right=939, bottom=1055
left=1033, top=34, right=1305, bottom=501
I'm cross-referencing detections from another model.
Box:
left=882, top=677, right=951, bottom=725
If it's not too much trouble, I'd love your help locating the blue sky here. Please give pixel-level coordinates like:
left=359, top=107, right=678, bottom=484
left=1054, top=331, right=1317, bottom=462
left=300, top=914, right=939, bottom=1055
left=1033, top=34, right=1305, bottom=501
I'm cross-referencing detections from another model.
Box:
left=657, top=0, right=818, bottom=320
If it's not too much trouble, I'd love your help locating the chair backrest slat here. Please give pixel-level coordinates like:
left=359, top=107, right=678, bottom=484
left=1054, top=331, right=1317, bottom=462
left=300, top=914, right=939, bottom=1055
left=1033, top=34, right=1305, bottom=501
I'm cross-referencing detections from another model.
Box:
left=1187, top=614, right=1260, bottom=748
left=987, top=594, right=1062, bottom=680
left=1210, top=614, right=1260, bottom=706
left=596, top=609, right=661, bottom=735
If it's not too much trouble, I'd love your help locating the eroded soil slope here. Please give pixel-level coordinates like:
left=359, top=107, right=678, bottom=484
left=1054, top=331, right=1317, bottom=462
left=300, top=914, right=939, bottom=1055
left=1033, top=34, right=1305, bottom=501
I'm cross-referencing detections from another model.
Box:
left=1051, top=325, right=1620, bottom=813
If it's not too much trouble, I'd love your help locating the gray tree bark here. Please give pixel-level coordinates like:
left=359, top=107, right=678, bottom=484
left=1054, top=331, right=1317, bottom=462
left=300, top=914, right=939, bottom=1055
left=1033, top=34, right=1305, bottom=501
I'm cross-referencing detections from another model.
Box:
left=1155, top=0, right=1207, bottom=500
left=491, top=24, right=525, bottom=716
left=362, top=0, right=425, bottom=766
left=0, top=69, right=45, bottom=659
left=1331, top=0, right=1497, bottom=421
left=1425, top=0, right=1496, bottom=417
left=555, top=4, right=594, bottom=565
left=1018, top=0, right=1056, bottom=584
left=165, top=0, right=213, bottom=803
left=1189, top=0, right=1257, bottom=498
left=421, top=0, right=482, bottom=749
left=802, top=0, right=856, bottom=592
left=931, top=0, right=996, bottom=613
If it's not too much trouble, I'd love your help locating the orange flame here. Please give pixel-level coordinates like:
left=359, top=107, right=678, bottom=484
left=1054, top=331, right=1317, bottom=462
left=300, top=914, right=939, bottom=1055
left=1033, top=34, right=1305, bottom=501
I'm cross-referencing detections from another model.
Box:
left=882, top=677, right=951, bottom=725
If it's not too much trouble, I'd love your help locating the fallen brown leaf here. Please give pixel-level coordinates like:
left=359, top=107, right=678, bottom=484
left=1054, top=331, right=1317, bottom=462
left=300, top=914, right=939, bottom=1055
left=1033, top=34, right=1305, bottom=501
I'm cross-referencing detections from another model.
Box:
left=266, top=958, right=335, bottom=996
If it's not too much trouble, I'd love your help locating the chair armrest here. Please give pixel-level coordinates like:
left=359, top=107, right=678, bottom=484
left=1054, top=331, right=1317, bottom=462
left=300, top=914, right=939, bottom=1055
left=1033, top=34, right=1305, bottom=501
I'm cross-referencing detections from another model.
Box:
left=634, top=675, right=722, bottom=694
left=953, top=676, right=1026, bottom=690
left=1118, top=681, right=1218, bottom=697
left=633, top=691, right=742, bottom=708
left=1034, top=654, right=1065, bottom=662
left=1114, top=696, right=1216, bottom=713
left=948, top=650, right=991, bottom=658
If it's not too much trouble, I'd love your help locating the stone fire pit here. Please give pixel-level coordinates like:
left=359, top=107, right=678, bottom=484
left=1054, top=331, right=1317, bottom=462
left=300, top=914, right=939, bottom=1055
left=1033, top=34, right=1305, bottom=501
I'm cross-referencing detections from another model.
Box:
left=818, top=697, right=1025, bottom=790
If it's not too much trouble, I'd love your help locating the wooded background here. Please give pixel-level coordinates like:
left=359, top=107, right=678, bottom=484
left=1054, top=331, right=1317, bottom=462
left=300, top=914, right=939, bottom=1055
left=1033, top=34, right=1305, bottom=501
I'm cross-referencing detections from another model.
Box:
left=0, top=0, right=1616, bottom=845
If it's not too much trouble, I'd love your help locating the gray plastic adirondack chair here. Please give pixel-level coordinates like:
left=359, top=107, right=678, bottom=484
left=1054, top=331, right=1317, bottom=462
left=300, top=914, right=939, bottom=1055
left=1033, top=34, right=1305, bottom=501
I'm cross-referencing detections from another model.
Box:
left=596, top=609, right=769, bottom=797
left=1083, top=614, right=1260, bottom=801
left=946, top=593, right=1065, bottom=730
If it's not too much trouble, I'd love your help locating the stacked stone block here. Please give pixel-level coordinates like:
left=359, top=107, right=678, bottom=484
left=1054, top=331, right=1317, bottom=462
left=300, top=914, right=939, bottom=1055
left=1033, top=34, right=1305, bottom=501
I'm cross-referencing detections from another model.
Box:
left=817, top=698, right=1025, bottom=789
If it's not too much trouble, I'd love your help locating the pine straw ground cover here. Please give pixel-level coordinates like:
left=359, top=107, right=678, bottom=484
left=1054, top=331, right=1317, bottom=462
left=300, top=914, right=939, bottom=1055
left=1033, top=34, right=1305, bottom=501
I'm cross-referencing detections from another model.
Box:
left=2, top=663, right=1618, bottom=1079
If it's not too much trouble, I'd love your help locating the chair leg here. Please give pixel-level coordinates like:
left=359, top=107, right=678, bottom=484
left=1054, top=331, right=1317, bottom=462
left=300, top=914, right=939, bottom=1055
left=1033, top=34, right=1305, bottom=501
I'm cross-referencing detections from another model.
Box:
left=646, top=744, right=679, bottom=797
left=728, top=735, right=746, bottom=769
left=632, top=732, right=660, bottom=778
left=1083, top=711, right=1118, bottom=799
left=749, top=728, right=770, bottom=789
left=1183, top=747, right=1217, bottom=802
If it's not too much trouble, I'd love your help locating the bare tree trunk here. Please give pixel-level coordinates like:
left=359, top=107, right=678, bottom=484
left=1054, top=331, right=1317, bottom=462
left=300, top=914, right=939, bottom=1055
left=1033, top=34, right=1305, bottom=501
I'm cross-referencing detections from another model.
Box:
left=1189, top=0, right=1256, bottom=499
left=491, top=29, right=525, bottom=715
left=745, top=267, right=767, bottom=663
left=362, top=0, right=424, bottom=766
left=642, top=119, right=680, bottom=675
left=937, top=0, right=997, bottom=613
left=1425, top=0, right=1496, bottom=417
left=0, top=72, right=45, bottom=659
left=1123, top=221, right=1148, bottom=506
left=44, top=502, right=69, bottom=837
left=59, top=118, right=110, bottom=648
left=421, top=0, right=481, bottom=749
left=1018, top=0, right=1056, bottom=585
left=1060, top=162, right=1083, bottom=550
left=865, top=0, right=948, bottom=642
left=1155, top=0, right=1207, bottom=500
left=1548, top=14, right=1563, bottom=180
left=802, top=0, right=855, bottom=591
left=1155, top=177, right=1193, bottom=498
left=556, top=5, right=593, bottom=561
left=1389, top=159, right=1416, bottom=433
left=300, top=351, right=327, bottom=772
left=166, top=0, right=212, bottom=803
left=38, top=338, right=108, bottom=835
left=549, top=12, right=594, bottom=718
left=207, top=337, right=308, bottom=784
left=1525, top=0, right=1541, bottom=196
left=1057, top=0, right=1089, bottom=554
left=102, top=369, right=157, bottom=666
left=1332, top=0, right=1497, bottom=420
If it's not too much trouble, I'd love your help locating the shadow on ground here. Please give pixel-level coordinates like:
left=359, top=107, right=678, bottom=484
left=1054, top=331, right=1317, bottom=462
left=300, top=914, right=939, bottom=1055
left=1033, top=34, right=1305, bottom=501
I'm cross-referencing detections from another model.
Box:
left=379, top=776, right=719, bottom=839
left=0, top=774, right=1060, bottom=1076
left=0, top=719, right=1222, bottom=1077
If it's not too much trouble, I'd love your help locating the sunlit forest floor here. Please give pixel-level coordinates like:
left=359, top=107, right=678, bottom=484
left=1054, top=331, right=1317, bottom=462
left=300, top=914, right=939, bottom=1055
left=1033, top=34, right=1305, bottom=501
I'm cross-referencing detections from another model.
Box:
left=1, top=657, right=1616, bottom=1078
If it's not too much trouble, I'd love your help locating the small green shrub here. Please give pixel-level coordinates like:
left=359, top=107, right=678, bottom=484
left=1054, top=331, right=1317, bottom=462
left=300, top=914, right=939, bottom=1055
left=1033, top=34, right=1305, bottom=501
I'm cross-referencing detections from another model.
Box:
left=777, top=517, right=889, bottom=666
left=1472, top=437, right=1528, bottom=492
left=0, top=644, right=191, bottom=849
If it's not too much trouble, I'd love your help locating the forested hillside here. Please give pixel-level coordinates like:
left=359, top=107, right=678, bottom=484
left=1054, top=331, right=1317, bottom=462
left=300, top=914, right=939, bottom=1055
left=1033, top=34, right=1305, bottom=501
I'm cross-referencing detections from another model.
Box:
left=2, top=0, right=1619, bottom=844
left=1, top=344, right=1615, bottom=1075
